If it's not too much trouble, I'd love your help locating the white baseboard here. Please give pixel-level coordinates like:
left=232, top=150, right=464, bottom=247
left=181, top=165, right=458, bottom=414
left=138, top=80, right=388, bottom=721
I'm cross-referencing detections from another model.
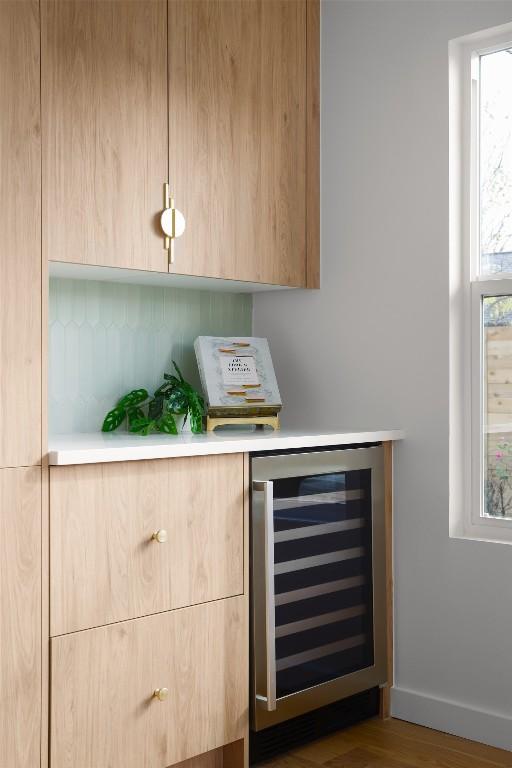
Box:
left=391, top=686, right=512, bottom=752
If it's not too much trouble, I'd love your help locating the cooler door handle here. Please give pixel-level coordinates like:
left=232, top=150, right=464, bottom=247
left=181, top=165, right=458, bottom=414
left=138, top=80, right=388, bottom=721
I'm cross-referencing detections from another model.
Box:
left=253, top=479, right=277, bottom=712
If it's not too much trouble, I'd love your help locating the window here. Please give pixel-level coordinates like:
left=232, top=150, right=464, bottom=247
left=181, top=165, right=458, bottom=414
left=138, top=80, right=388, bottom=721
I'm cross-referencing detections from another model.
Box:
left=450, top=23, right=512, bottom=542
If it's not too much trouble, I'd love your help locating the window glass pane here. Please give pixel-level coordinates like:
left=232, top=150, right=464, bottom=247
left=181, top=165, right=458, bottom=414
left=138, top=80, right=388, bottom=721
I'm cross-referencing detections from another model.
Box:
left=480, top=49, right=512, bottom=275
left=484, top=296, right=512, bottom=518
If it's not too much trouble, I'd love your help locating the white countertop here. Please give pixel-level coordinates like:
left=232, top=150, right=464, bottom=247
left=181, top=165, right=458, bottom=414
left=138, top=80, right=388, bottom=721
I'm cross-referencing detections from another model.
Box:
left=48, top=428, right=404, bottom=466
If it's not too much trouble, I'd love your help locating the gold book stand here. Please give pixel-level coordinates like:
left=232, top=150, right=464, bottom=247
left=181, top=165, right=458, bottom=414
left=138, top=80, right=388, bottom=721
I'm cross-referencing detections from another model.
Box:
left=206, top=409, right=280, bottom=432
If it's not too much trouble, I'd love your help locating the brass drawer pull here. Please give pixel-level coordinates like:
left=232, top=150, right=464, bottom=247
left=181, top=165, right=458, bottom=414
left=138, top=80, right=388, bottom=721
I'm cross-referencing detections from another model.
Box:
left=153, top=687, right=169, bottom=702
left=151, top=529, right=168, bottom=544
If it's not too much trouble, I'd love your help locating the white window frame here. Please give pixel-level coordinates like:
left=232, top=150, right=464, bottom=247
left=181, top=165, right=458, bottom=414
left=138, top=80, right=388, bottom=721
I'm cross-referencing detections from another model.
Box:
left=450, top=21, right=512, bottom=544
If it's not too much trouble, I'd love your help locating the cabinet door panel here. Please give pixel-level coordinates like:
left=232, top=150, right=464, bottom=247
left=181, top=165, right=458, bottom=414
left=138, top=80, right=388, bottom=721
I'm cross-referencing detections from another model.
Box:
left=0, top=0, right=41, bottom=468
left=43, top=0, right=168, bottom=271
left=168, top=0, right=307, bottom=286
left=50, top=454, right=245, bottom=635
left=0, top=467, right=41, bottom=767
left=51, top=598, right=247, bottom=768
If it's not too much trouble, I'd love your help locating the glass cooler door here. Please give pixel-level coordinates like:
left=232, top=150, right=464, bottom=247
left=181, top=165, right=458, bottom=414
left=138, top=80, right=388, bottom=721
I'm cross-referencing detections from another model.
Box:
left=251, top=446, right=386, bottom=731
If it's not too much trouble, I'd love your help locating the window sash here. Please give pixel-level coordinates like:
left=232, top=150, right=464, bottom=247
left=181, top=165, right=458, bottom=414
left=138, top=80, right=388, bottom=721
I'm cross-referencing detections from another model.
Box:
left=470, top=36, right=512, bottom=529
left=471, top=280, right=512, bottom=540
left=450, top=21, right=512, bottom=543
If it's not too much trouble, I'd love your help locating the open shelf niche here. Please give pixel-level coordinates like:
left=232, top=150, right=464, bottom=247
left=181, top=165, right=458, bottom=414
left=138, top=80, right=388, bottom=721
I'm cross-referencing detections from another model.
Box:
left=48, top=274, right=253, bottom=437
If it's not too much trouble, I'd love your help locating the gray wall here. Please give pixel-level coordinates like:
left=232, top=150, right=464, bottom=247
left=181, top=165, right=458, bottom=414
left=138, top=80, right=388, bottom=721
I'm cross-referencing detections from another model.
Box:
left=253, top=0, right=512, bottom=749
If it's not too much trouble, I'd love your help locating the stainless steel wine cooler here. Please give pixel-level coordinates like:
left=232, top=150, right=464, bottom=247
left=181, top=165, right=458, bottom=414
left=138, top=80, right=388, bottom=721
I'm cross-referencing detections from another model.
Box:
left=250, top=445, right=386, bottom=732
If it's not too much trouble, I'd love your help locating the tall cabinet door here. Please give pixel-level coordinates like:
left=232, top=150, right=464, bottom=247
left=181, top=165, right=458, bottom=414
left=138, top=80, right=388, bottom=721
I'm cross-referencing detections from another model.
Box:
left=0, top=468, right=42, bottom=767
left=168, top=0, right=307, bottom=287
left=42, top=0, right=168, bottom=272
left=0, top=0, right=41, bottom=468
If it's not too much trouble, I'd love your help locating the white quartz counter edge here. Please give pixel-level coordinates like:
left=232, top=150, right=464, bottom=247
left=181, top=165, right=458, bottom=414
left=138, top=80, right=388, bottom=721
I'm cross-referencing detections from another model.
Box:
left=48, top=428, right=405, bottom=466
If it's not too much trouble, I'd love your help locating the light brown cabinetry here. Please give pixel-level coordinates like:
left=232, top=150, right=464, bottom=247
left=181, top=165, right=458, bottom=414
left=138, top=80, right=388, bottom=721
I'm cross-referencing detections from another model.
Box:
left=43, top=0, right=319, bottom=287
left=0, top=0, right=42, bottom=468
left=169, top=0, right=311, bottom=287
left=48, top=452, right=249, bottom=768
left=0, top=3, right=43, bottom=763
left=0, top=467, right=42, bottom=768
left=42, top=0, right=168, bottom=271
left=50, top=454, right=245, bottom=635
left=50, top=596, right=248, bottom=768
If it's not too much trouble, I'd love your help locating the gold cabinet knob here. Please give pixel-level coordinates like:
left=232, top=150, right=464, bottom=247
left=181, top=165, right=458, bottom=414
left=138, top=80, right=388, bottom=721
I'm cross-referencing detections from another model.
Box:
left=152, top=529, right=168, bottom=544
left=153, top=687, right=169, bottom=702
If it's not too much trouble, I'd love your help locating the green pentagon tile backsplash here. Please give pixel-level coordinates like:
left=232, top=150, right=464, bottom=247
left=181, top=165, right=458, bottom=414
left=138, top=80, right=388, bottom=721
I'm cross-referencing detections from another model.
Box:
left=49, top=278, right=252, bottom=434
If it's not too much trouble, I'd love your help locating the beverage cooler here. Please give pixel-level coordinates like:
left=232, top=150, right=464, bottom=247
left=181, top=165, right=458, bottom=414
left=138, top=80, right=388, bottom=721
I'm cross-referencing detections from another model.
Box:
left=250, top=445, right=387, bottom=734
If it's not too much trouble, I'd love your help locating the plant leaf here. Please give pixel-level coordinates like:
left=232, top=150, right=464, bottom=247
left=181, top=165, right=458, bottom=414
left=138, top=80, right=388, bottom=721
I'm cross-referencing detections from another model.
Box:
left=172, top=360, right=185, bottom=382
left=187, top=395, right=204, bottom=433
left=148, top=396, right=164, bottom=420
left=189, top=408, right=203, bottom=434
left=103, top=366, right=204, bottom=436
left=127, top=406, right=145, bottom=429
left=180, top=381, right=205, bottom=409
left=167, top=388, right=188, bottom=414
left=154, top=382, right=172, bottom=398
left=188, top=389, right=205, bottom=412
left=117, top=389, right=149, bottom=409
left=102, top=406, right=126, bottom=432
left=129, top=416, right=152, bottom=434
left=163, top=373, right=180, bottom=384
left=140, top=420, right=157, bottom=436
left=157, top=413, right=178, bottom=435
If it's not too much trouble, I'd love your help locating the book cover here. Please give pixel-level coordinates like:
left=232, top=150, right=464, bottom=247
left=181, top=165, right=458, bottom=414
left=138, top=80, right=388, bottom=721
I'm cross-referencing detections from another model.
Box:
left=194, top=336, right=282, bottom=413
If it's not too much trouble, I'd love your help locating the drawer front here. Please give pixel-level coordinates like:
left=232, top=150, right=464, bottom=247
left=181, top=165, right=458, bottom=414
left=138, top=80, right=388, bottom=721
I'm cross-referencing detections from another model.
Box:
left=50, top=597, right=248, bottom=768
left=50, top=454, right=245, bottom=635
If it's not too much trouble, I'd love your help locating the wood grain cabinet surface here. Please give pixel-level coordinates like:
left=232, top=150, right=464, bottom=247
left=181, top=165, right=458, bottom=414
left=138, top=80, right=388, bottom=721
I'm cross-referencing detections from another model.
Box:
left=168, top=0, right=313, bottom=287
left=50, top=454, right=245, bottom=636
left=42, top=0, right=169, bottom=271
left=43, top=0, right=319, bottom=287
left=50, top=596, right=248, bottom=768
left=0, top=0, right=42, bottom=468
left=0, top=467, right=42, bottom=768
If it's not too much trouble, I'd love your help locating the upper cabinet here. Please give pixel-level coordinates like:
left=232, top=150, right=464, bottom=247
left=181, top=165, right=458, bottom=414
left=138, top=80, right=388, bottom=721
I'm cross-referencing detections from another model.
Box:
left=42, top=0, right=169, bottom=272
left=43, top=0, right=319, bottom=288
left=0, top=0, right=41, bottom=468
left=169, top=0, right=317, bottom=287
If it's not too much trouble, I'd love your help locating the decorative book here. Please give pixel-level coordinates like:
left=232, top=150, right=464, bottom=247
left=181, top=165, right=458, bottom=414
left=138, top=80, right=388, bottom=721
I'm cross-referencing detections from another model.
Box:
left=194, top=336, right=282, bottom=423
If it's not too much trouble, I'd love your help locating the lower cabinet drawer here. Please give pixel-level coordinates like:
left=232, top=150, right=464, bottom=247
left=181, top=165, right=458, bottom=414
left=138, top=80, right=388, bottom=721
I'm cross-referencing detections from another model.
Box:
left=50, top=454, right=245, bottom=635
left=50, top=596, right=248, bottom=768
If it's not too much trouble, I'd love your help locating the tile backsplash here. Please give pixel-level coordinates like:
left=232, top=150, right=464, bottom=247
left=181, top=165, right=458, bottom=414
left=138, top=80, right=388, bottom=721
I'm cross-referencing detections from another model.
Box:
left=49, top=278, right=252, bottom=434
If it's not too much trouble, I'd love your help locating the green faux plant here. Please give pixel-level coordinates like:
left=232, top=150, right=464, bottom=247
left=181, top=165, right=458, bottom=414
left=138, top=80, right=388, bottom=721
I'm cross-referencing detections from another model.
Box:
left=102, top=361, right=205, bottom=435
